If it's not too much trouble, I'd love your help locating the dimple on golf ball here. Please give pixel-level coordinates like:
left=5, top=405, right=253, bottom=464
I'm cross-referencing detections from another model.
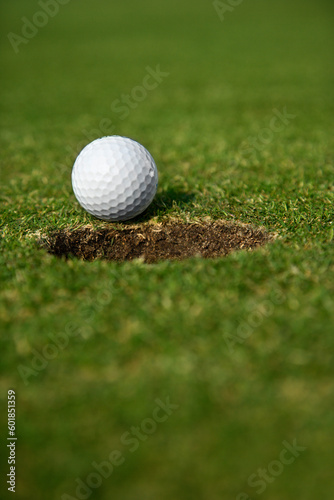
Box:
left=71, top=136, right=158, bottom=221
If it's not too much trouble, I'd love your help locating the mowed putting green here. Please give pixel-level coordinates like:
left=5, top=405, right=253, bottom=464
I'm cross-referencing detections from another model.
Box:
left=1, top=0, right=334, bottom=499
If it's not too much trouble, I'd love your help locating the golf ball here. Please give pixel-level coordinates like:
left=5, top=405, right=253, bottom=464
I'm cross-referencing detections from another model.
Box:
left=71, top=136, right=158, bottom=221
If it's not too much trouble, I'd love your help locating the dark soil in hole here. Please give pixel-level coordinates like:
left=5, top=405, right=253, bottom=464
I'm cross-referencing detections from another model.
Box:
left=45, top=221, right=271, bottom=263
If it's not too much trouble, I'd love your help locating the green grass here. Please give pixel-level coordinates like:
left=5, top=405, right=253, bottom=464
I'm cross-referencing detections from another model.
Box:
left=1, top=0, right=334, bottom=498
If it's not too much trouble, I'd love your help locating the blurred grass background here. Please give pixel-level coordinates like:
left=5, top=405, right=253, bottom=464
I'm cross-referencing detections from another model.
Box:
left=1, top=0, right=334, bottom=499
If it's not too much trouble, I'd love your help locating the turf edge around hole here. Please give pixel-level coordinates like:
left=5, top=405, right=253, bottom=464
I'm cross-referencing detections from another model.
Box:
left=42, top=221, right=273, bottom=264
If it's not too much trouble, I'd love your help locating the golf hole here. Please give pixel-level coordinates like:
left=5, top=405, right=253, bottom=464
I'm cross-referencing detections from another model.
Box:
left=44, top=221, right=271, bottom=263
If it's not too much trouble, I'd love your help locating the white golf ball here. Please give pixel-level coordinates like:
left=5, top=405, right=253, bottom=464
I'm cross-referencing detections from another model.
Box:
left=71, top=136, right=158, bottom=221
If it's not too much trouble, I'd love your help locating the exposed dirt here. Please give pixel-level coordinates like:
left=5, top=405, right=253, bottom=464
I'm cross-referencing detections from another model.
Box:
left=44, top=221, right=271, bottom=263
